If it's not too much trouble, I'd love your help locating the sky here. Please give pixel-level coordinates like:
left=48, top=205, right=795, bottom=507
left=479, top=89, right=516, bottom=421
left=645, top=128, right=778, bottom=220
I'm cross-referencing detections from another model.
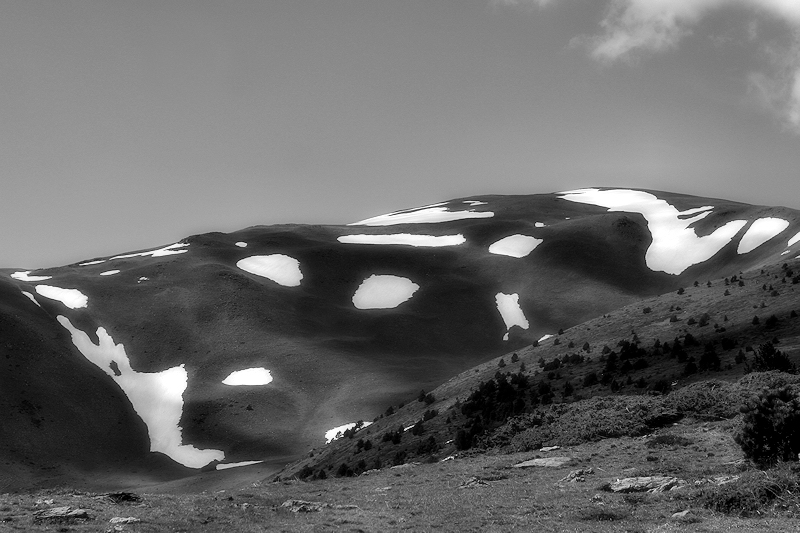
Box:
left=3, top=0, right=800, bottom=268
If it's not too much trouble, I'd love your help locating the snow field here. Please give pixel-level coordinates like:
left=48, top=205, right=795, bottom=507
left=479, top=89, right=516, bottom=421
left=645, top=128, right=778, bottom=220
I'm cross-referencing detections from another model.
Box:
left=56, top=316, right=224, bottom=468
left=111, top=242, right=189, bottom=260
left=11, top=271, right=52, bottom=282
left=216, top=460, right=264, bottom=470
left=222, top=368, right=273, bottom=386
left=495, top=293, right=530, bottom=341
left=236, top=255, right=303, bottom=287
left=337, top=233, right=466, bottom=247
left=350, top=205, right=494, bottom=226
left=325, top=421, right=372, bottom=443
left=488, top=234, right=543, bottom=258
left=737, top=218, right=790, bottom=254
left=21, top=291, right=41, bottom=307
left=34, top=285, right=88, bottom=309
left=559, top=188, right=747, bottom=275
left=352, top=275, right=419, bottom=309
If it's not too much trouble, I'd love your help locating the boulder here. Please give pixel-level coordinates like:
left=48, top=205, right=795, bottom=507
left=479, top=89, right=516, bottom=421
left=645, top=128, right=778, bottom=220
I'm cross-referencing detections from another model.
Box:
left=608, top=476, right=680, bottom=493
left=560, top=468, right=594, bottom=482
left=33, top=506, right=91, bottom=520
left=513, top=457, right=573, bottom=468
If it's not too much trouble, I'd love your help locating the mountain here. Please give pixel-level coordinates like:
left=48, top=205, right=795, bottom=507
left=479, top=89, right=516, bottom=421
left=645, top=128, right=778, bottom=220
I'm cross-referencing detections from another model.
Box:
left=2, top=187, right=799, bottom=489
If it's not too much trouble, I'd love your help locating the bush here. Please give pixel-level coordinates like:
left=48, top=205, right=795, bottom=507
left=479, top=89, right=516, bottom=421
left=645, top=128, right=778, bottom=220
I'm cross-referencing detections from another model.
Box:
left=748, top=342, right=796, bottom=373
left=700, top=463, right=800, bottom=516
left=735, top=386, right=800, bottom=467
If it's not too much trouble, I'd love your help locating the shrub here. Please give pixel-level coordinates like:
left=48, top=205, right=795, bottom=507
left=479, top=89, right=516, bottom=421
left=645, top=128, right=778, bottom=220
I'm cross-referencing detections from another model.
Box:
left=700, top=463, right=800, bottom=516
left=511, top=353, right=519, bottom=363
left=642, top=306, right=651, bottom=314
left=498, top=358, right=506, bottom=368
left=748, top=342, right=796, bottom=374
left=735, top=386, right=800, bottom=467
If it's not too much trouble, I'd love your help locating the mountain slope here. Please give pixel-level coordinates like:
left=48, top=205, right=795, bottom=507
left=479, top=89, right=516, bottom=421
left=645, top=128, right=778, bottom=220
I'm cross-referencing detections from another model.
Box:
left=2, top=187, right=800, bottom=488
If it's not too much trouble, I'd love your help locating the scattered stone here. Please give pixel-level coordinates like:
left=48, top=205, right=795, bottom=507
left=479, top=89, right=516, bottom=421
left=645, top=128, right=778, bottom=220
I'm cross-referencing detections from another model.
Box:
left=608, top=476, right=681, bottom=493
left=279, top=500, right=359, bottom=513
left=375, top=486, right=392, bottom=492
left=694, top=475, right=739, bottom=486
left=109, top=516, right=141, bottom=524
left=33, top=506, right=92, bottom=520
left=281, top=500, right=327, bottom=513
left=458, top=477, right=490, bottom=489
left=560, top=468, right=594, bottom=483
left=34, top=499, right=54, bottom=506
left=513, top=457, right=573, bottom=468
left=390, top=462, right=420, bottom=470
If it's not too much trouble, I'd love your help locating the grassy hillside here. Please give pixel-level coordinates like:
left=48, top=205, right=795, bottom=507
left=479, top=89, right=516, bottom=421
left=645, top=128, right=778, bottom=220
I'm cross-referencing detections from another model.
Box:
left=279, top=257, right=800, bottom=479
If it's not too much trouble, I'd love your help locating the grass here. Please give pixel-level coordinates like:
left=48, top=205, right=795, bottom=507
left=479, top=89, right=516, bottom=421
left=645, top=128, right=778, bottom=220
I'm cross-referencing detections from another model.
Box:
left=4, top=416, right=800, bottom=531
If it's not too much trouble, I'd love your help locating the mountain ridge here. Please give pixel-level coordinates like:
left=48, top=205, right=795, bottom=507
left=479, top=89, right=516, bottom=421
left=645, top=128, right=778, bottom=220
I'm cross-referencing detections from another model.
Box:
left=2, top=187, right=799, bottom=489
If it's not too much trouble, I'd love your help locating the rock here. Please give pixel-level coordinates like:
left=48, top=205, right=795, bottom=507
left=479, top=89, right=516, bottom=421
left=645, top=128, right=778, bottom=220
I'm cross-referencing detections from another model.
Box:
left=279, top=500, right=359, bottom=513
left=281, top=500, right=326, bottom=513
left=109, top=516, right=141, bottom=524
left=560, top=468, right=594, bottom=482
left=608, top=476, right=680, bottom=493
left=694, top=475, right=739, bottom=487
left=33, top=506, right=91, bottom=520
left=513, top=457, right=573, bottom=468
left=458, top=476, right=490, bottom=489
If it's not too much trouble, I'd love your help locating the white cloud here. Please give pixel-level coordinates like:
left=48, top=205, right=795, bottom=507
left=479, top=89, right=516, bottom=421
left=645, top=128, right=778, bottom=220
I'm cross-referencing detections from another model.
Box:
left=505, top=0, right=800, bottom=131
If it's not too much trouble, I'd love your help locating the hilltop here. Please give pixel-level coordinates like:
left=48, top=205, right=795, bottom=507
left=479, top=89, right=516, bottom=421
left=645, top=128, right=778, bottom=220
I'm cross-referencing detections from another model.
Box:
left=1, top=187, right=800, bottom=490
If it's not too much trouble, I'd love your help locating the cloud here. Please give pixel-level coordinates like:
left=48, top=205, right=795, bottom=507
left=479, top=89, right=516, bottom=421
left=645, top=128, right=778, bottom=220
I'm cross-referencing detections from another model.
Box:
left=502, top=0, right=800, bottom=131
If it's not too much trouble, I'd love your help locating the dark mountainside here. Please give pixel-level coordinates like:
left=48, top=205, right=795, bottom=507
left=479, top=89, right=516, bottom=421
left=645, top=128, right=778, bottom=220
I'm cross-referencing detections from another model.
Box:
left=1, top=187, right=799, bottom=491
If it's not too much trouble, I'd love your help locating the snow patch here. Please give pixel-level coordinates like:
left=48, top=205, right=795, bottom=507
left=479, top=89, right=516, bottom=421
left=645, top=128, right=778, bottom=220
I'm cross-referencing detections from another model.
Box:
left=463, top=200, right=487, bottom=206
left=216, top=460, right=263, bottom=470
left=488, top=235, right=543, bottom=258
left=21, top=291, right=41, bottom=308
left=535, top=222, right=546, bottom=228
left=350, top=205, right=494, bottom=226
left=737, top=218, right=790, bottom=254
left=338, top=233, right=466, bottom=247
left=352, top=275, right=419, bottom=309
left=235, top=242, right=248, bottom=248
left=789, top=231, right=800, bottom=247
left=495, top=293, right=530, bottom=341
left=35, top=285, right=88, bottom=309
left=79, top=260, right=106, bottom=266
left=222, top=368, right=273, bottom=386
left=559, top=188, right=747, bottom=275
left=237, top=255, right=303, bottom=287
left=111, top=242, right=189, bottom=260
left=56, top=316, right=224, bottom=468
left=100, top=270, right=120, bottom=276
left=538, top=334, right=554, bottom=343
left=782, top=250, right=792, bottom=256
left=137, top=277, right=149, bottom=283
left=11, top=271, right=52, bottom=282
left=325, top=421, right=372, bottom=443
